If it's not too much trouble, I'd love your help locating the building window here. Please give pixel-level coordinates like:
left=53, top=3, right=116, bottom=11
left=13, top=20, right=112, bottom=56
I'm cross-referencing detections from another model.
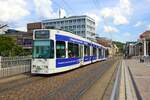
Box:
left=69, top=20, right=72, bottom=23
left=69, top=26, right=72, bottom=29
left=64, top=26, right=68, bottom=30
left=61, top=21, right=64, bottom=24
left=77, top=31, right=80, bottom=34
left=65, top=21, right=68, bottom=23
left=61, top=26, right=64, bottom=30
left=74, top=31, right=77, bottom=34
left=56, top=41, right=66, bottom=58
left=82, top=25, right=85, bottom=28
left=77, top=25, right=81, bottom=28
left=57, top=21, right=60, bottom=24
left=50, top=22, right=52, bottom=25
left=73, top=25, right=76, bottom=28
left=82, top=19, right=85, bottom=23
left=73, top=20, right=76, bottom=23
left=53, top=22, right=56, bottom=24
left=82, top=31, right=85, bottom=33
left=93, top=22, right=95, bottom=25
left=77, top=19, right=81, bottom=22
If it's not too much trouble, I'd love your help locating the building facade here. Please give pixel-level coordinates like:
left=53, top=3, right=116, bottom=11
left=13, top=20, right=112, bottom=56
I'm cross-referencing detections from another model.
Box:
left=96, top=37, right=119, bottom=57
left=27, top=22, right=42, bottom=34
left=4, top=29, right=32, bottom=49
left=140, top=31, right=150, bottom=56
left=42, top=15, right=96, bottom=40
left=124, top=42, right=136, bottom=58
left=124, top=31, right=150, bottom=58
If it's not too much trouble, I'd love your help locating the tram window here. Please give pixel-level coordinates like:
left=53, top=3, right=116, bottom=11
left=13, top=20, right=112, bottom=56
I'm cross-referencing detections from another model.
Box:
left=93, top=47, right=97, bottom=56
left=50, top=40, right=54, bottom=58
left=87, top=46, right=90, bottom=56
left=79, top=45, right=83, bottom=58
left=33, top=40, right=54, bottom=58
left=84, top=45, right=90, bottom=56
left=101, top=49, right=104, bottom=56
left=84, top=45, right=88, bottom=56
left=99, top=49, right=102, bottom=58
left=56, top=41, right=66, bottom=58
left=36, top=46, right=39, bottom=54
left=68, top=42, right=79, bottom=58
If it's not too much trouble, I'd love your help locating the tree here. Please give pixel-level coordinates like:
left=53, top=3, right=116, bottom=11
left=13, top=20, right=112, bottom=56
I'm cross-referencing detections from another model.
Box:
left=113, top=41, right=125, bottom=53
left=0, top=36, right=28, bottom=56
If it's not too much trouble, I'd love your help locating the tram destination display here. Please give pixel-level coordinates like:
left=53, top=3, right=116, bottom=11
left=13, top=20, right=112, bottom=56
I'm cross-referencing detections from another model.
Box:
left=35, top=30, right=49, bottom=39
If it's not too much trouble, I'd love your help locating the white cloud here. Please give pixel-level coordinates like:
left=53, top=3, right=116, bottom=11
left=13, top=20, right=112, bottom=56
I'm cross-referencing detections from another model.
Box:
left=33, top=0, right=68, bottom=19
left=104, top=26, right=119, bottom=33
left=124, top=32, right=131, bottom=37
left=113, top=15, right=129, bottom=25
left=101, top=8, right=113, bottom=18
left=33, top=0, right=57, bottom=19
left=134, top=21, right=143, bottom=27
left=15, top=26, right=27, bottom=32
left=85, top=13, right=101, bottom=27
left=146, top=24, right=150, bottom=30
left=100, top=0, right=132, bottom=25
left=119, top=0, right=132, bottom=15
left=0, top=0, right=67, bottom=31
left=0, top=0, right=30, bottom=22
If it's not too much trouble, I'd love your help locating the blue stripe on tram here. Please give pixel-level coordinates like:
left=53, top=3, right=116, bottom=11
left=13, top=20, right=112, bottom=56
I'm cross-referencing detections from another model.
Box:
left=56, top=58, right=80, bottom=68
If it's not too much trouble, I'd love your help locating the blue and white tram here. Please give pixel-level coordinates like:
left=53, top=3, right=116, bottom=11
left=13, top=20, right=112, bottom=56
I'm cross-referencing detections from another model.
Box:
left=31, top=29, right=107, bottom=74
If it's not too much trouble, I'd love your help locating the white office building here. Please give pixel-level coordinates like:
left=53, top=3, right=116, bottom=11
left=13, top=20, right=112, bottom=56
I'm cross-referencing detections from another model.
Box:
left=42, top=15, right=96, bottom=40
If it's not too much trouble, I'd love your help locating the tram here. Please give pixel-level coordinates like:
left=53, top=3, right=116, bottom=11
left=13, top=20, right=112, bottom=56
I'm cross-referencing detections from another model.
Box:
left=31, top=29, right=107, bottom=74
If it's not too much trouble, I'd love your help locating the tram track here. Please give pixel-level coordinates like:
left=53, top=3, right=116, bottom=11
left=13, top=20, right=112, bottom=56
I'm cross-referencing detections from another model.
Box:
left=42, top=59, right=117, bottom=100
left=0, top=75, right=47, bottom=93
left=0, top=58, right=119, bottom=100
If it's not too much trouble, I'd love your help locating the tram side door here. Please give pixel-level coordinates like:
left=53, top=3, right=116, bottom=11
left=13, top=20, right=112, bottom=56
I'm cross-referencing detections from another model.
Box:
left=79, top=44, right=84, bottom=65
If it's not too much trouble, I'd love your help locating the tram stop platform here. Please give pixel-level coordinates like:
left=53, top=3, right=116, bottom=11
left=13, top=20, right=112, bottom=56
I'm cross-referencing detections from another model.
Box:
left=120, top=59, right=150, bottom=100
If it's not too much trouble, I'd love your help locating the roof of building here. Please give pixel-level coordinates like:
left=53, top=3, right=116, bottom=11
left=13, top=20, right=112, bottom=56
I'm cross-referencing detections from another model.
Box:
left=6, top=29, right=26, bottom=33
left=42, top=15, right=95, bottom=22
left=140, top=30, right=150, bottom=39
left=96, top=37, right=112, bottom=47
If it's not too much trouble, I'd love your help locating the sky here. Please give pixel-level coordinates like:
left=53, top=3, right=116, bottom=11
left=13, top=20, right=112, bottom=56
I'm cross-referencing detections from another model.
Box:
left=0, top=0, right=150, bottom=42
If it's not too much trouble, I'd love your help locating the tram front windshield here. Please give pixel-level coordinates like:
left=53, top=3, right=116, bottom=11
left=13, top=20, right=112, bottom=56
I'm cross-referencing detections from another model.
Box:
left=32, top=40, right=54, bottom=59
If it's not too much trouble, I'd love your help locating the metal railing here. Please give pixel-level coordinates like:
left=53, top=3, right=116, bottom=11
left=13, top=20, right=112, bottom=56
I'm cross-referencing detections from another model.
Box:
left=0, top=56, right=31, bottom=78
left=110, top=61, right=122, bottom=100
